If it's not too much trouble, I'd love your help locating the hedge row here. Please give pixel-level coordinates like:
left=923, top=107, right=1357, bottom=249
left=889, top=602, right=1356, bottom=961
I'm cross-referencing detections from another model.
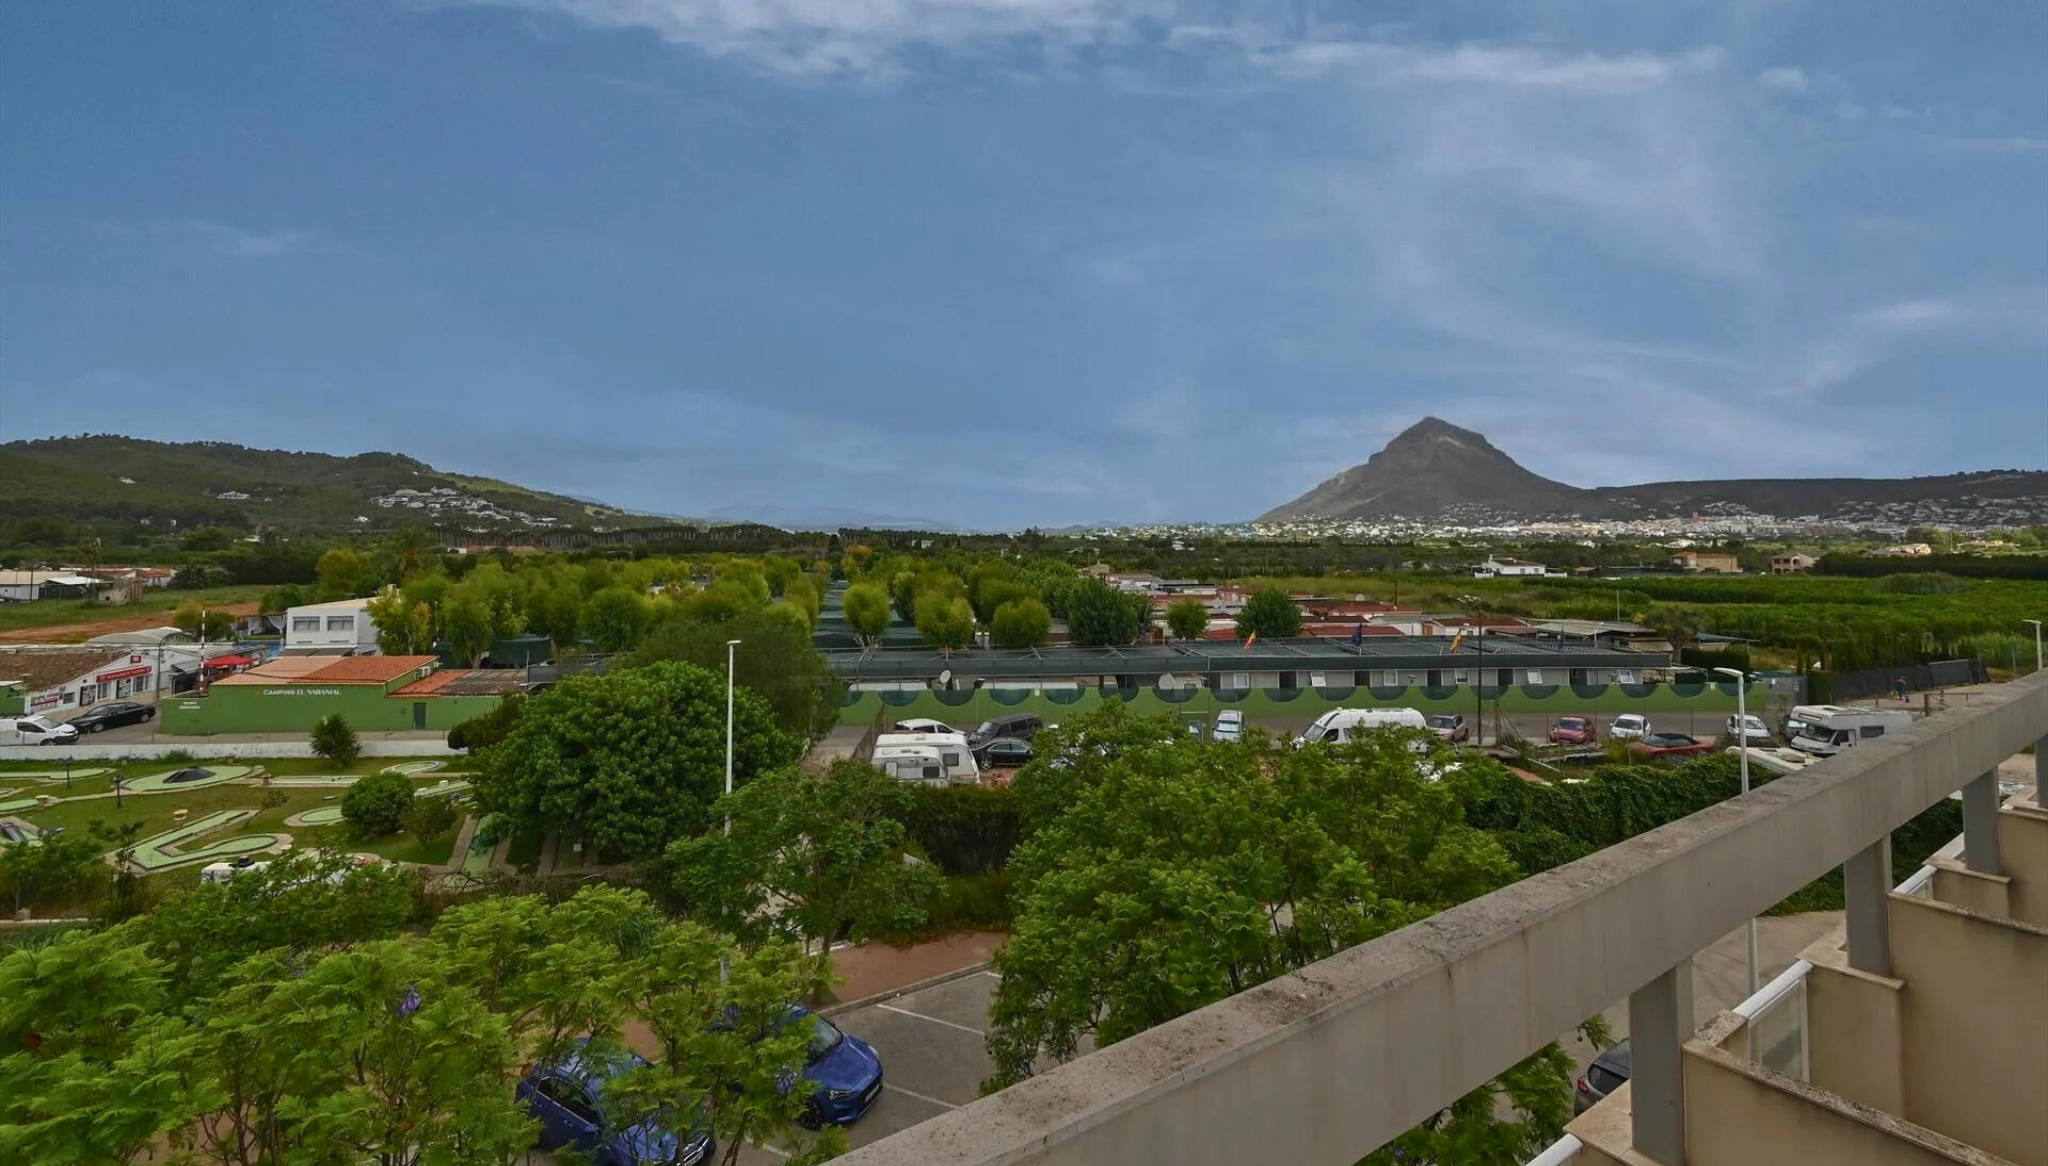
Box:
left=900, top=784, right=1023, bottom=875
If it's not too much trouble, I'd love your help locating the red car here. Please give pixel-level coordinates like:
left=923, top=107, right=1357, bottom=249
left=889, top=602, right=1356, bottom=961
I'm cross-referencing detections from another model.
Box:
left=1628, top=733, right=1718, bottom=761
left=1549, top=716, right=1597, bottom=746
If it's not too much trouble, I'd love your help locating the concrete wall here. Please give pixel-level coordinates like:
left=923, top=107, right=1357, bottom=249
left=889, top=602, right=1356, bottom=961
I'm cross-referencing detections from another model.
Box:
left=159, top=685, right=501, bottom=736
left=1998, top=802, right=2048, bottom=928
left=1889, top=892, right=2048, bottom=1166
left=834, top=678, right=1765, bottom=725
left=1804, top=938, right=1908, bottom=1115
left=1679, top=1021, right=1988, bottom=1166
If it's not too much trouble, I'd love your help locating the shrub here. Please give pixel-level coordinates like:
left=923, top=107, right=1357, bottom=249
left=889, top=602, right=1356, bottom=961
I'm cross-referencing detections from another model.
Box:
left=310, top=713, right=360, bottom=766
left=401, top=795, right=460, bottom=842
left=925, top=870, right=1015, bottom=931
left=341, top=771, right=415, bottom=837
left=901, top=784, right=1022, bottom=875
left=989, top=598, right=1051, bottom=649
left=446, top=693, right=525, bottom=753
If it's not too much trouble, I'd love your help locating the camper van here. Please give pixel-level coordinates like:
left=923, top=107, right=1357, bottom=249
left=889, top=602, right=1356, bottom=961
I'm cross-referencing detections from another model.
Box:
left=1294, top=707, right=1429, bottom=748
left=1787, top=706, right=1914, bottom=757
left=200, top=858, right=271, bottom=885
left=873, top=732, right=980, bottom=781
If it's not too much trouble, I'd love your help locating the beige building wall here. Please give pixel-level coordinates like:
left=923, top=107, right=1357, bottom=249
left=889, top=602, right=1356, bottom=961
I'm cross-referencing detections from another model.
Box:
left=1889, top=893, right=2048, bottom=1166
left=1998, top=802, right=2048, bottom=928
left=1804, top=941, right=1908, bottom=1115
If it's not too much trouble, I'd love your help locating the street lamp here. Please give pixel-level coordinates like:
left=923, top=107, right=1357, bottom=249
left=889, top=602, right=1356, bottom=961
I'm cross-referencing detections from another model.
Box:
left=2025, top=619, right=2043, bottom=675
left=1458, top=595, right=1484, bottom=744
left=724, top=639, right=741, bottom=837
left=1713, top=665, right=1759, bottom=996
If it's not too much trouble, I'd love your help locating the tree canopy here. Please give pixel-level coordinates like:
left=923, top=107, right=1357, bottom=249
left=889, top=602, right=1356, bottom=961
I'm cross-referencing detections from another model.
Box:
left=473, top=660, right=801, bottom=858
left=1064, top=578, right=1151, bottom=646
left=623, top=608, right=844, bottom=742
left=1233, top=587, right=1302, bottom=639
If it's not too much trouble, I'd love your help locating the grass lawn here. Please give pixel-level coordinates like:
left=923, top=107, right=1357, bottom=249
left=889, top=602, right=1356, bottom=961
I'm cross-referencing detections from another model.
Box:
left=0, top=585, right=268, bottom=637
left=13, top=774, right=468, bottom=871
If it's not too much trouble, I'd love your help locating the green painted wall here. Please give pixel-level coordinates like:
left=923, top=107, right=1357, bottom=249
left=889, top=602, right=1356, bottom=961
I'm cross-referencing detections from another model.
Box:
left=161, top=685, right=502, bottom=735
left=837, top=680, right=1770, bottom=726
left=0, top=682, right=23, bottom=717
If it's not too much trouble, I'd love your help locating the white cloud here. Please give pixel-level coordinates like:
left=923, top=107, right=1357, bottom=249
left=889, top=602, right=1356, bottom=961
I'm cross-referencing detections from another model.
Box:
left=1270, top=43, right=1721, bottom=92
left=175, top=220, right=324, bottom=259
left=1755, top=65, right=1807, bottom=93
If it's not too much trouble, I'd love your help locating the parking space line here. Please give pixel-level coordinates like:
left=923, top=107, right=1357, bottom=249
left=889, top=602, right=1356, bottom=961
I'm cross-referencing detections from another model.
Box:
left=979, top=970, right=1002, bottom=980
left=887, top=1083, right=959, bottom=1110
left=874, top=1002, right=986, bottom=1036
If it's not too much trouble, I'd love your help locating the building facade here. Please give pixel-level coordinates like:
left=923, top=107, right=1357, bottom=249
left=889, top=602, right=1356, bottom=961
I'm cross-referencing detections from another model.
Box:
left=283, top=598, right=379, bottom=654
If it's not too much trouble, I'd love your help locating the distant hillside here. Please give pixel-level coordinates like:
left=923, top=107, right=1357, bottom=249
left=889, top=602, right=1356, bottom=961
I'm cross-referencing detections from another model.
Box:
left=1262, top=418, right=2048, bottom=525
left=0, top=435, right=666, bottom=535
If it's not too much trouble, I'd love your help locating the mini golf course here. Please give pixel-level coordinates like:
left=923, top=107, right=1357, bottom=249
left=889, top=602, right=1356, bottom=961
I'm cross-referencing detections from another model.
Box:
left=120, top=764, right=257, bottom=794
left=127, top=810, right=290, bottom=872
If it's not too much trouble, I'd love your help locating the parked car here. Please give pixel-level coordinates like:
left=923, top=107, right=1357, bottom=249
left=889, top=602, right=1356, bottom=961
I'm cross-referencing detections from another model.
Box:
left=1607, top=713, right=1651, bottom=741
left=969, top=713, right=1043, bottom=748
left=1212, top=710, right=1244, bottom=743
left=1575, top=1041, right=1631, bottom=1114
left=1725, top=713, right=1770, bottom=743
left=517, top=1043, right=715, bottom=1165
left=1630, top=732, right=1717, bottom=761
left=977, top=737, right=1034, bottom=767
left=68, top=701, right=157, bottom=733
left=784, top=1007, right=885, bottom=1126
left=1424, top=713, right=1469, bottom=743
left=1549, top=715, right=1597, bottom=746
left=892, top=718, right=961, bottom=736
left=0, top=715, right=79, bottom=746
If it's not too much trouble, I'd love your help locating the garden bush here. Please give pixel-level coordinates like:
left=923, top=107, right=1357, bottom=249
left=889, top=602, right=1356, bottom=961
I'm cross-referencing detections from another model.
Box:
left=900, top=784, right=1021, bottom=875
left=311, top=713, right=360, bottom=766
left=341, top=770, right=415, bottom=837
left=925, top=869, right=1015, bottom=931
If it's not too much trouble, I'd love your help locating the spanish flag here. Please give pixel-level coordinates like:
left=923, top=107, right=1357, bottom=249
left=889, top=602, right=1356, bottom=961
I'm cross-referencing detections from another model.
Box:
left=1243, top=632, right=1258, bottom=650
left=1448, top=630, right=1465, bottom=653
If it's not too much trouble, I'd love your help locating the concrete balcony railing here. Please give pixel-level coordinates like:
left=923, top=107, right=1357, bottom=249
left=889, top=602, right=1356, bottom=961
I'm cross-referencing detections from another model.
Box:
left=837, top=672, right=2048, bottom=1166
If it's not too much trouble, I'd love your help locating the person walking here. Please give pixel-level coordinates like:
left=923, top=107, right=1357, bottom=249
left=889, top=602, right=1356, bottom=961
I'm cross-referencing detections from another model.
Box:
left=1894, top=675, right=1910, bottom=702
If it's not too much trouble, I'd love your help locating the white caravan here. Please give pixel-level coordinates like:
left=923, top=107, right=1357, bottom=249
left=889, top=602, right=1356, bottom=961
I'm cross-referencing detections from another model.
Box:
left=873, top=731, right=980, bottom=780
left=1787, top=706, right=1914, bottom=757
left=1294, top=707, right=1429, bottom=748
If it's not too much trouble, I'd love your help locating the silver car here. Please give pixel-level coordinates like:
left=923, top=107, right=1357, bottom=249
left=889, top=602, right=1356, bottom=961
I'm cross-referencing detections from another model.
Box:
left=1212, top=710, right=1244, bottom=743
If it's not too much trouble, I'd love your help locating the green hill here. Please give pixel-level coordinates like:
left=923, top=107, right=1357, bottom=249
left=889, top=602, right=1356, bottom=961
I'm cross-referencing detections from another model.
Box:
left=0, top=435, right=666, bottom=536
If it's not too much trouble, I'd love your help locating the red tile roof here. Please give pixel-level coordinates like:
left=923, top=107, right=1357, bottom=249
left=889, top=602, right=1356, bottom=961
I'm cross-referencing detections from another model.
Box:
left=303, top=655, right=439, bottom=685
left=392, top=668, right=466, bottom=696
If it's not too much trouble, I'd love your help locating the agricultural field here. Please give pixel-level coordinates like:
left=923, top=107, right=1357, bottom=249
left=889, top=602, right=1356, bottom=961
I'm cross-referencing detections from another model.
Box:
left=0, top=756, right=472, bottom=872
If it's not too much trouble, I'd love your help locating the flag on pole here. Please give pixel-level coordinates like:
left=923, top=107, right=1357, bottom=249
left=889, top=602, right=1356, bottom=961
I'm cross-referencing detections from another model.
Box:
left=1448, top=630, right=1465, bottom=653
left=1351, top=623, right=1364, bottom=647
left=1243, top=632, right=1258, bottom=650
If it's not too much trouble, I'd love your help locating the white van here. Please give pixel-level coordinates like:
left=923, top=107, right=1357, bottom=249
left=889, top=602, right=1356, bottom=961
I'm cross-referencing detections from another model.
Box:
left=1788, top=706, right=1913, bottom=757
left=1294, top=707, right=1428, bottom=748
left=874, top=732, right=980, bottom=781
left=0, top=715, right=80, bottom=746
left=200, top=858, right=271, bottom=885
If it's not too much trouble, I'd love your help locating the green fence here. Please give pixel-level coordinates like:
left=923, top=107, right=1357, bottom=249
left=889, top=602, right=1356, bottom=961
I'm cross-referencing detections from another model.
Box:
left=837, top=680, right=1768, bottom=726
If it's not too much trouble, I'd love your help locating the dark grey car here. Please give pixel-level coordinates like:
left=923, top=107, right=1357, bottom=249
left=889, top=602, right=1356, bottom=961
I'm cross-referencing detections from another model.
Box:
left=970, top=713, right=1043, bottom=748
left=1574, top=1041, right=1630, bottom=1114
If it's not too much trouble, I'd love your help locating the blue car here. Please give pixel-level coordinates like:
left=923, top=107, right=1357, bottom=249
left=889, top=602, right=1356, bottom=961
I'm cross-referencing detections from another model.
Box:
left=790, top=1007, right=885, bottom=1126
left=517, top=1044, right=715, bottom=1166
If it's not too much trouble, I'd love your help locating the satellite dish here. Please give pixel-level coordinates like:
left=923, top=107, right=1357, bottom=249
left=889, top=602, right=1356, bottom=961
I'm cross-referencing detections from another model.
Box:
left=937, top=669, right=953, bottom=688
left=1158, top=672, right=1179, bottom=690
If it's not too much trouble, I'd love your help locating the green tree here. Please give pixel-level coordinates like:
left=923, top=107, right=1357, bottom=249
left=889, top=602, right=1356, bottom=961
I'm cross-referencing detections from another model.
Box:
left=474, top=661, right=801, bottom=859
left=989, top=598, right=1051, bottom=648
left=1064, top=577, right=1150, bottom=646
left=668, top=760, right=941, bottom=955
left=585, top=585, right=653, bottom=652
left=310, top=712, right=360, bottom=766
left=915, top=591, right=975, bottom=650
left=171, top=601, right=235, bottom=642
left=609, top=925, right=843, bottom=1166
left=842, top=581, right=892, bottom=647
left=341, top=771, right=416, bottom=837
left=1234, top=587, right=1303, bottom=639
left=365, top=586, right=435, bottom=655
left=0, top=830, right=107, bottom=917
left=448, top=692, right=525, bottom=753
left=1164, top=597, right=1209, bottom=641
left=443, top=591, right=496, bottom=665
left=256, top=583, right=305, bottom=614
left=623, top=608, right=843, bottom=742
left=315, top=546, right=374, bottom=599
left=401, top=794, right=460, bottom=843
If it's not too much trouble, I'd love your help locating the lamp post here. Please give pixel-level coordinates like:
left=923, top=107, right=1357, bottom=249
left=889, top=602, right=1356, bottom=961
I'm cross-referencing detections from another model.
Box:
left=2025, top=619, right=2043, bottom=675
left=1713, top=665, right=1758, bottom=996
left=1459, top=595, right=1484, bottom=744
left=724, top=639, right=741, bottom=837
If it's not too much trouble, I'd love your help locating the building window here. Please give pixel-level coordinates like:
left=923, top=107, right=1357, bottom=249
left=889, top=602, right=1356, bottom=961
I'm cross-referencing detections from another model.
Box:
left=1617, top=669, right=1636, bottom=684
left=291, top=616, right=320, bottom=633
left=1526, top=669, right=1544, bottom=685
left=326, top=616, right=355, bottom=632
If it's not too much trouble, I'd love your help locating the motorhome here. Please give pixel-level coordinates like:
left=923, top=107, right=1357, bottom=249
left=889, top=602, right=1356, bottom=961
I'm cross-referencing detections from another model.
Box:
left=871, top=744, right=980, bottom=785
left=1787, top=706, right=1914, bottom=757
left=1779, top=704, right=1835, bottom=743
left=1294, top=707, right=1428, bottom=748
left=873, top=732, right=980, bottom=781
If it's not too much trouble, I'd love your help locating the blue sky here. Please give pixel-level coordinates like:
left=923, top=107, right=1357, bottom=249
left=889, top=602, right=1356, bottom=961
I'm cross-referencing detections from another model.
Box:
left=3, top=1, right=2044, bottom=529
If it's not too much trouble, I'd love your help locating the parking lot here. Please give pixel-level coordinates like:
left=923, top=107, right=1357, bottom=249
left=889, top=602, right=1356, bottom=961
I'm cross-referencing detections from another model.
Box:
left=736, top=970, right=1001, bottom=1163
